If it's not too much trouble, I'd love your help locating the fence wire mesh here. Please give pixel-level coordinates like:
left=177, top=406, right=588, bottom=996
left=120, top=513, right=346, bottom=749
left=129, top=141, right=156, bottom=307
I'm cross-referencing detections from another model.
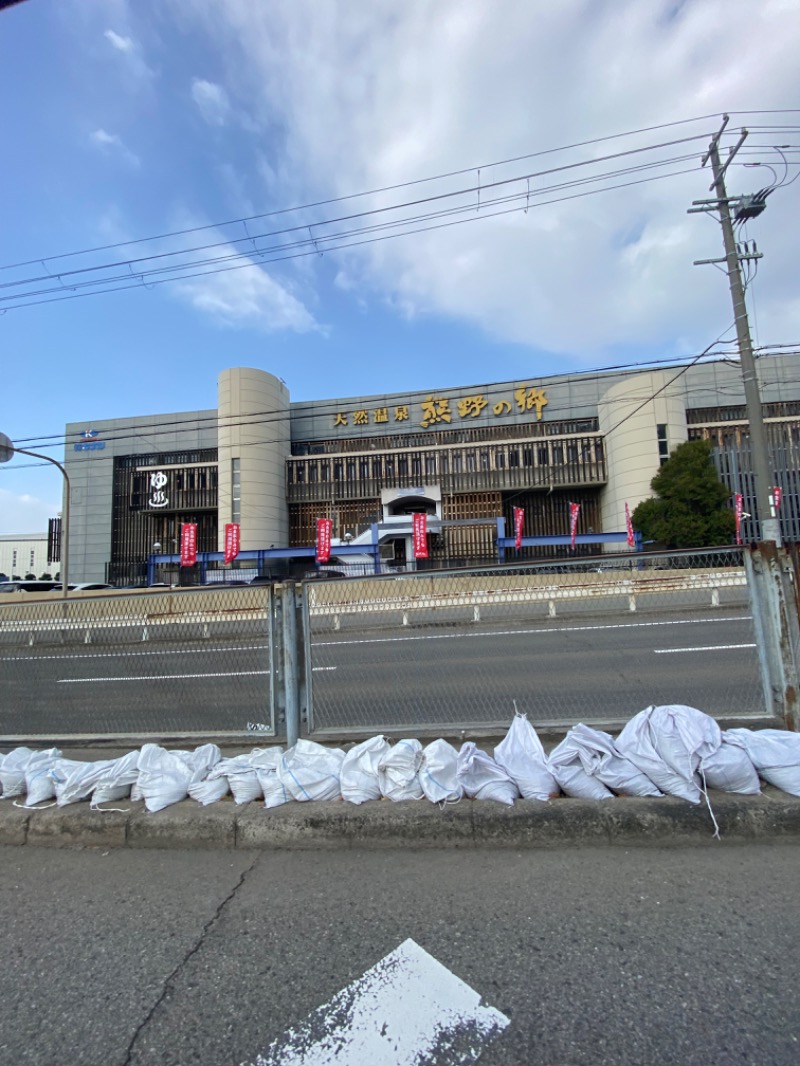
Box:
left=305, top=547, right=767, bottom=735
left=0, top=586, right=274, bottom=738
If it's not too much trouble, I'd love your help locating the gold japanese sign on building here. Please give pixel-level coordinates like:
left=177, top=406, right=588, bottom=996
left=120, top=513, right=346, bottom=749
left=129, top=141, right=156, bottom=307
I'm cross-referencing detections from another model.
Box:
left=332, top=385, right=547, bottom=429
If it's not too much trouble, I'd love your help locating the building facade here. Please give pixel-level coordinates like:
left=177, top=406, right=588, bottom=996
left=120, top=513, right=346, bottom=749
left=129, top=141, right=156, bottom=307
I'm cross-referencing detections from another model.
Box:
left=0, top=533, right=56, bottom=581
left=62, top=355, right=800, bottom=584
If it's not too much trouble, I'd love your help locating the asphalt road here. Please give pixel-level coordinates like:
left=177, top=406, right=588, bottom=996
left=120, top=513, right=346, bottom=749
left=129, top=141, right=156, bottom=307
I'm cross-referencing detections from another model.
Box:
left=0, top=600, right=763, bottom=736
left=0, top=844, right=797, bottom=1065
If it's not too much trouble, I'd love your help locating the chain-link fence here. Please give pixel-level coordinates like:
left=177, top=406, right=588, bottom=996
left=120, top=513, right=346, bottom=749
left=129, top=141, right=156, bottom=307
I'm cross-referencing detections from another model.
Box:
left=305, top=547, right=767, bottom=735
left=0, top=586, right=274, bottom=738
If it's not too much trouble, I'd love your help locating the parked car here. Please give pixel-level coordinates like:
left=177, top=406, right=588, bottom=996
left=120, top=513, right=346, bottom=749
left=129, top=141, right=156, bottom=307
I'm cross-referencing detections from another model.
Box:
left=55, top=583, right=115, bottom=591
left=0, top=580, right=62, bottom=593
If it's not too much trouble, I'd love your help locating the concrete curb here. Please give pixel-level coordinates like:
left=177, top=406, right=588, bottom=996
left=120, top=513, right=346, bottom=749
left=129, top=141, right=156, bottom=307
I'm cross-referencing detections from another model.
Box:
left=1, top=789, right=800, bottom=849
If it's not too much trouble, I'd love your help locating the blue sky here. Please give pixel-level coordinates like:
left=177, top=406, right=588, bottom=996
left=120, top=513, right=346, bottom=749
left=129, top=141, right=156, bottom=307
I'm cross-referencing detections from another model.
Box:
left=1, top=0, right=799, bottom=532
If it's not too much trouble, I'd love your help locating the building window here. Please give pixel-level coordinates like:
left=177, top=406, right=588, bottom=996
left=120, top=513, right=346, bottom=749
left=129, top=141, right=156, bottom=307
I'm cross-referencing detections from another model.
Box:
left=346, top=460, right=355, bottom=480
left=334, top=462, right=343, bottom=480
left=321, top=462, right=330, bottom=482
left=508, top=449, right=519, bottom=468
left=360, top=459, right=370, bottom=479
left=425, top=454, right=437, bottom=476
left=440, top=453, right=449, bottom=474
left=232, top=458, right=241, bottom=524
left=532, top=446, right=544, bottom=467
left=552, top=444, right=564, bottom=465
left=495, top=448, right=505, bottom=469
left=398, top=457, right=409, bottom=476
left=567, top=443, right=578, bottom=463
left=466, top=451, right=476, bottom=472
left=412, top=455, right=422, bottom=478
left=373, top=458, right=383, bottom=479
left=480, top=450, right=490, bottom=470
left=657, top=423, right=669, bottom=466
left=309, top=464, right=318, bottom=483
left=296, top=465, right=305, bottom=483
left=452, top=453, right=463, bottom=473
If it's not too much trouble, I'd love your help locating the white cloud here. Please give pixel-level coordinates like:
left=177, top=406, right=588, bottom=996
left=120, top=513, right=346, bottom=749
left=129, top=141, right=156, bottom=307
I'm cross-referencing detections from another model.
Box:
left=103, top=26, right=155, bottom=80
left=170, top=0, right=800, bottom=364
left=191, top=78, right=231, bottom=126
left=104, top=28, right=133, bottom=53
left=0, top=489, right=60, bottom=536
left=90, top=128, right=140, bottom=167
left=174, top=240, right=322, bottom=333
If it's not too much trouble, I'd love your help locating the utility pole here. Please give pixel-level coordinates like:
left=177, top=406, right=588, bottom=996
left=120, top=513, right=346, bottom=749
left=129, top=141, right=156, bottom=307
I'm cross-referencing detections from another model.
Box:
left=689, top=115, right=781, bottom=544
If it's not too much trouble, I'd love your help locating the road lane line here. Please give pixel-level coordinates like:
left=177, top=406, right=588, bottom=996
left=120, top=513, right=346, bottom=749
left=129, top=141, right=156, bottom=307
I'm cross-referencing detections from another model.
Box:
left=654, top=643, right=756, bottom=654
left=3, top=644, right=269, bottom=664
left=314, top=615, right=752, bottom=648
left=56, top=666, right=336, bottom=683
left=246, top=938, right=508, bottom=1066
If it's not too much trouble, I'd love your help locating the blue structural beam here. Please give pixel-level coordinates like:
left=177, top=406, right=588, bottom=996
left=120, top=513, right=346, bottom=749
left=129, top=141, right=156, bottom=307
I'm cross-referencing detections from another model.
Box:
left=495, top=517, right=642, bottom=561
left=147, top=539, right=383, bottom=584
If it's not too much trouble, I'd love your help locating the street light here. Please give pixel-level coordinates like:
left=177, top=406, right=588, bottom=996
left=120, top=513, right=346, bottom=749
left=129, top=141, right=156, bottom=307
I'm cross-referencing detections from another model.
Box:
left=0, top=431, right=71, bottom=599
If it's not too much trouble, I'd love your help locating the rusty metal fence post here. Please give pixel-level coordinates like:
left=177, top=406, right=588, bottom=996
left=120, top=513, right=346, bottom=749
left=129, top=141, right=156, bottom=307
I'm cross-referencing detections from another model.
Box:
left=745, top=544, right=800, bottom=730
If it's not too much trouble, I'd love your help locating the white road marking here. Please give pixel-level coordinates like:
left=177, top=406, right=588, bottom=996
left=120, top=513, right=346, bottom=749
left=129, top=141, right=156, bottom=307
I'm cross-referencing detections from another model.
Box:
left=654, top=643, right=756, bottom=654
left=315, top=615, right=752, bottom=648
left=3, top=644, right=268, bottom=664
left=246, top=938, right=509, bottom=1066
left=56, top=666, right=336, bottom=683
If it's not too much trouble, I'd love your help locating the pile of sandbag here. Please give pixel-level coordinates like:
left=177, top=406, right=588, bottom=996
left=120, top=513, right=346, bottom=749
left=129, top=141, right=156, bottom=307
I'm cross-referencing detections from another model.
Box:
left=2, top=706, right=799, bottom=814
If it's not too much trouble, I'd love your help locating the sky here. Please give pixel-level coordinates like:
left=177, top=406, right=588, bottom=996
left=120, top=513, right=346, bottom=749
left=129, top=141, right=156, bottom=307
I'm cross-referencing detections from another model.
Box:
left=1, top=0, right=799, bottom=533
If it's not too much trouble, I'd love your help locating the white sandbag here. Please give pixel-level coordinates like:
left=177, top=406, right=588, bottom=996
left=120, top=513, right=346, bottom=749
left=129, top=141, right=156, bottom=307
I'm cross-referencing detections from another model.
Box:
left=278, top=739, right=345, bottom=802
left=341, top=736, right=390, bottom=804
left=562, top=723, right=661, bottom=797
left=494, top=713, right=558, bottom=801
left=616, top=705, right=721, bottom=804
left=53, top=759, right=115, bottom=806
left=700, top=732, right=760, bottom=795
left=188, top=775, right=230, bottom=805
left=377, top=739, right=424, bottom=802
left=0, top=746, right=35, bottom=798
left=457, top=742, right=519, bottom=805
left=22, top=749, right=64, bottom=807
left=138, top=743, right=222, bottom=813
left=548, top=736, right=615, bottom=800
left=92, top=751, right=140, bottom=804
left=420, top=739, right=463, bottom=804
left=727, top=728, right=800, bottom=796
left=259, top=766, right=293, bottom=809
left=226, top=748, right=283, bottom=805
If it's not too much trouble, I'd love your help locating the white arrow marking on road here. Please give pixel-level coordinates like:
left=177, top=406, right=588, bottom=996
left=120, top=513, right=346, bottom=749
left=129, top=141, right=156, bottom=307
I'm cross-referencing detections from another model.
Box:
left=244, top=937, right=509, bottom=1066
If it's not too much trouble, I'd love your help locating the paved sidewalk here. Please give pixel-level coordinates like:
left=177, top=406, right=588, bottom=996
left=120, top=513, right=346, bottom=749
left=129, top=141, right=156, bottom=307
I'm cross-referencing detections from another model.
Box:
left=2, top=788, right=799, bottom=850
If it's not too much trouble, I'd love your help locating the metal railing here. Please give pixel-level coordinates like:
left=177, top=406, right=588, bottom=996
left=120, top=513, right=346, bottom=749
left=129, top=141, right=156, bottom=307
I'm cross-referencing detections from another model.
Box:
left=0, top=586, right=274, bottom=739
left=2, top=546, right=797, bottom=742
left=304, top=547, right=765, bottom=736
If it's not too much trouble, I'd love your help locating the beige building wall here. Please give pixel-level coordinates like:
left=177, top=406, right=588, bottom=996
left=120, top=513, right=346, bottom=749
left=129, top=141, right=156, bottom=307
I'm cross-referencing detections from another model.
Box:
left=217, top=368, right=291, bottom=551
left=598, top=370, right=687, bottom=537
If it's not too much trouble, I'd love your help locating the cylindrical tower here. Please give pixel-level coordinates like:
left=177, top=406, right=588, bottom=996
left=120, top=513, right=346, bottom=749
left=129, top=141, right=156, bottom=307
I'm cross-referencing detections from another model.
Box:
left=598, top=369, right=687, bottom=536
left=217, top=368, right=291, bottom=551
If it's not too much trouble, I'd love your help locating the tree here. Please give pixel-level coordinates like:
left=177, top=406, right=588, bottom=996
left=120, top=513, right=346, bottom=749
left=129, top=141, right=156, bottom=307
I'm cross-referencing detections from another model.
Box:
left=39, top=572, right=53, bottom=580
left=631, top=439, right=736, bottom=549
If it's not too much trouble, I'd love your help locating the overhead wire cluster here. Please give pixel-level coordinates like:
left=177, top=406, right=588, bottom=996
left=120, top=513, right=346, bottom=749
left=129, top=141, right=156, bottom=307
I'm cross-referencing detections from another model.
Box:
left=0, top=112, right=797, bottom=313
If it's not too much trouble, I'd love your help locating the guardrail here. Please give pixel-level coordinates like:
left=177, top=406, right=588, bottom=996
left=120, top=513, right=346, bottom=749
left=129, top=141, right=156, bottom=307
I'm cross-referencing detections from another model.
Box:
left=308, top=569, right=747, bottom=628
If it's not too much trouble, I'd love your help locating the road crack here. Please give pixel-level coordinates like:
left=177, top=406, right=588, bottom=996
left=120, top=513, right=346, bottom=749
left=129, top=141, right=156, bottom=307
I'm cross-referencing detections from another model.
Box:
left=122, top=855, right=259, bottom=1065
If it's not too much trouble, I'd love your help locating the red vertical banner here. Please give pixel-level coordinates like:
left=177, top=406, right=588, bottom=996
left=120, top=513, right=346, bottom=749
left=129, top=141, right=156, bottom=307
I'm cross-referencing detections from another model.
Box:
left=180, top=523, right=198, bottom=567
left=316, top=518, right=333, bottom=563
left=734, top=493, right=744, bottom=545
left=569, top=502, right=580, bottom=550
left=513, top=507, right=525, bottom=549
left=625, top=502, right=635, bottom=548
left=773, top=486, right=782, bottom=509
left=413, top=512, right=429, bottom=559
left=223, top=523, right=240, bottom=564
